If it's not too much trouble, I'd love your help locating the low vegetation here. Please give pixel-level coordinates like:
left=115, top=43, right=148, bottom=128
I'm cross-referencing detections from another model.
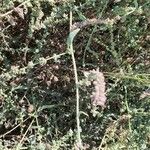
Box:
left=0, top=0, right=150, bottom=149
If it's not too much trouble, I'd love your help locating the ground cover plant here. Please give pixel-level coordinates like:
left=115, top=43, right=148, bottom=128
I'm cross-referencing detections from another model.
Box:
left=0, top=0, right=150, bottom=149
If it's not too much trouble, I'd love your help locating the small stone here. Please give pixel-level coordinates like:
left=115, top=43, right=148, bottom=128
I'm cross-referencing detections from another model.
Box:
left=53, top=76, right=59, bottom=82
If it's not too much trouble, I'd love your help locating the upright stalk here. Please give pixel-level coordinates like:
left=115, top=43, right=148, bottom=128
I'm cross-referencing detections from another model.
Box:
left=69, top=11, right=82, bottom=148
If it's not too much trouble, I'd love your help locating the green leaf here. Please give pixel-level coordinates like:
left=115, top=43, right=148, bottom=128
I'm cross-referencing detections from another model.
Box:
left=67, top=28, right=80, bottom=48
left=77, top=11, right=86, bottom=21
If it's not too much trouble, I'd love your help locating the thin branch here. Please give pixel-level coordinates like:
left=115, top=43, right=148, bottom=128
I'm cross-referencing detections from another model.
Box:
left=16, top=119, right=34, bottom=150
left=71, top=15, right=121, bottom=32
left=0, top=117, right=30, bottom=138
left=0, top=0, right=30, bottom=19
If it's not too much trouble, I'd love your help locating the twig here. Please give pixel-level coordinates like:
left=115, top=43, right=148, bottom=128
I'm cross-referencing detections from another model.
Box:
left=124, top=86, right=132, bottom=132
left=0, top=117, right=30, bottom=138
left=71, top=16, right=120, bottom=32
left=0, top=0, right=30, bottom=18
left=98, top=132, right=107, bottom=150
left=71, top=18, right=106, bottom=31
left=16, top=119, right=34, bottom=150
left=81, top=0, right=114, bottom=67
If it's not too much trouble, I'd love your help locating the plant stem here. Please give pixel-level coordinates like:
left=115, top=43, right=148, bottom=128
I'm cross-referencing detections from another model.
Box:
left=82, top=0, right=109, bottom=67
left=16, top=119, right=34, bottom=150
left=0, top=0, right=30, bottom=18
left=124, top=86, right=132, bottom=132
left=69, top=10, right=82, bottom=148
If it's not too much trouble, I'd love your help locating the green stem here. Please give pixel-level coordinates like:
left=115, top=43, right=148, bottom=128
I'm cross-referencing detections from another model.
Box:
left=69, top=11, right=82, bottom=148
left=124, top=86, right=132, bottom=132
left=82, top=0, right=109, bottom=67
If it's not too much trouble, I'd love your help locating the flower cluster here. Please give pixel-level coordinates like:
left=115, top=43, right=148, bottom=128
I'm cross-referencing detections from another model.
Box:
left=90, top=69, right=106, bottom=107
